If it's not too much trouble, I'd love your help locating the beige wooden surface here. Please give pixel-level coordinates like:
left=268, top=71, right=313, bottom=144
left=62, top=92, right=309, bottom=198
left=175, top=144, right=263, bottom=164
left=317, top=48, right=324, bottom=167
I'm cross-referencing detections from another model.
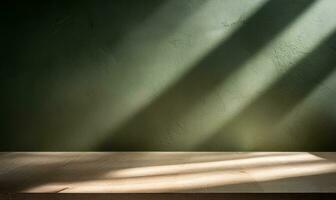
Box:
left=0, top=152, right=336, bottom=193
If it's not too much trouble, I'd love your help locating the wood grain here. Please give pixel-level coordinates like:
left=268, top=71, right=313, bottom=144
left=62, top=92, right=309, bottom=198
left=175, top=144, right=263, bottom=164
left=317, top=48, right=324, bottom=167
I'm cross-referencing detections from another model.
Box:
left=0, top=152, right=336, bottom=193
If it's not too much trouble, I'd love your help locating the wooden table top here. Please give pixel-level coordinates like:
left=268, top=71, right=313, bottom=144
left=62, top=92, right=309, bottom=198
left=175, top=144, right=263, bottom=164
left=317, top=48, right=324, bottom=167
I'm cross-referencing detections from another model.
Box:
left=1, top=152, right=336, bottom=193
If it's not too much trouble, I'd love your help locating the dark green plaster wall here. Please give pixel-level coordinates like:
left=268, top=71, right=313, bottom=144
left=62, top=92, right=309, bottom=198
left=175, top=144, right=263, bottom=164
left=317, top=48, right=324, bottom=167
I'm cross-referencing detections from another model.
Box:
left=1, top=0, right=336, bottom=151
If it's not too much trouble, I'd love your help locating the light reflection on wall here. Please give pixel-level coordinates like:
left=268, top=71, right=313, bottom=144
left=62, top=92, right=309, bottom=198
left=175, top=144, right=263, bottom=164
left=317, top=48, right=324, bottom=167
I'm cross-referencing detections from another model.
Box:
left=148, top=0, right=336, bottom=149
left=3, top=0, right=336, bottom=151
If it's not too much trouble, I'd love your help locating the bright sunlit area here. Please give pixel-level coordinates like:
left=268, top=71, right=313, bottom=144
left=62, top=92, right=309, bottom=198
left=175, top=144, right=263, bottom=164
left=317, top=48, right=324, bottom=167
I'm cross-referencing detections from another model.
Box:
left=1, top=152, right=336, bottom=193
left=1, top=0, right=336, bottom=199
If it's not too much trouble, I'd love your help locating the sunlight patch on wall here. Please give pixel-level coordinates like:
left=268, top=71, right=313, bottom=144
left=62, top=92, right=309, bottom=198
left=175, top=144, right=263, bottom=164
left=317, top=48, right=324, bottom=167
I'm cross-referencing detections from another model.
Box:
left=170, top=0, right=336, bottom=150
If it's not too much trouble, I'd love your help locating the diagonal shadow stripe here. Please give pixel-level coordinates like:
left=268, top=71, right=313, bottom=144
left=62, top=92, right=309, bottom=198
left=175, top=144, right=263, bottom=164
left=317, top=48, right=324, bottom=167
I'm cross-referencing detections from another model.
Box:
left=98, top=0, right=316, bottom=150
left=199, top=31, right=336, bottom=151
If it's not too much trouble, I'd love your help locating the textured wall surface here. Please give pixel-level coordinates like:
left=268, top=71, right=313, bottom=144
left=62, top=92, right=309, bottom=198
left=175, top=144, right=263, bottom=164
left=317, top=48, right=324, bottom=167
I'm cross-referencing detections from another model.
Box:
left=1, top=0, right=336, bottom=151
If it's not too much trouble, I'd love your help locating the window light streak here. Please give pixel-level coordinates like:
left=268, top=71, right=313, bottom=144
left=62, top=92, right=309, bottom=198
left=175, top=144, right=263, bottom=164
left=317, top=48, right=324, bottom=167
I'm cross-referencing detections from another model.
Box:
left=21, top=153, right=336, bottom=193
left=108, top=152, right=320, bottom=178
left=167, top=0, right=336, bottom=149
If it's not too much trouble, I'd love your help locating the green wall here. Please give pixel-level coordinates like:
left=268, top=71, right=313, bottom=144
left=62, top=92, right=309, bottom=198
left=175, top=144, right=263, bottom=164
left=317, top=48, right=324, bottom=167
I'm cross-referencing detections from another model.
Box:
left=1, top=0, right=336, bottom=151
